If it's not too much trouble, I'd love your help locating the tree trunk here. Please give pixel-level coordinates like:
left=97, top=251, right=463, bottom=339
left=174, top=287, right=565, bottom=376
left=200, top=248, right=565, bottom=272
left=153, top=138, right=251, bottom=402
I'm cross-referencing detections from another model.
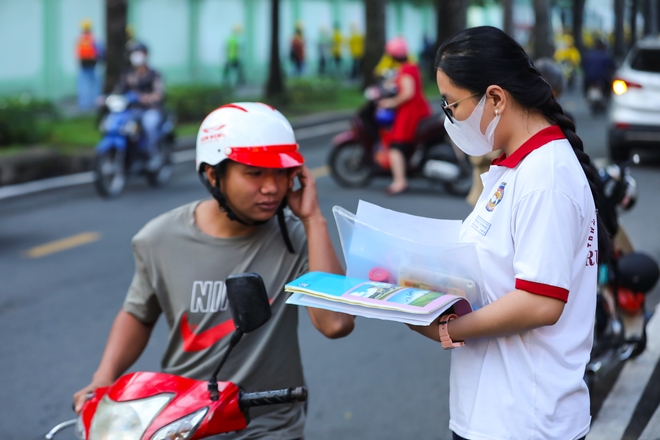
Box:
left=503, top=0, right=515, bottom=37
left=613, top=0, right=626, bottom=60
left=265, top=0, right=286, bottom=101
left=362, top=0, right=386, bottom=89
left=436, top=0, right=468, bottom=52
left=643, top=0, right=659, bottom=36
left=104, top=0, right=127, bottom=94
left=630, top=0, right=639, bottom=47
left=572, top=0, right=586, bottom=56
left=532, top=0, right=553, bottom=59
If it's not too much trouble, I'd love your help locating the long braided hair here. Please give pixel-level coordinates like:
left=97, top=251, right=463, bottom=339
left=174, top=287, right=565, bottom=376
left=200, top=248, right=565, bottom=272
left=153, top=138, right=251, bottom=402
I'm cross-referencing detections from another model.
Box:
left=435, top=26, right=611, bottom=262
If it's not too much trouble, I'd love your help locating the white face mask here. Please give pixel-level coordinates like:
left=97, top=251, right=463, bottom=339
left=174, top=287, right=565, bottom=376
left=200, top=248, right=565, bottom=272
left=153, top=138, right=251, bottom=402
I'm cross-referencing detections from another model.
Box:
left=443, top=95, right=500, bottom=157
left=130, top=51, right=146, bottom=67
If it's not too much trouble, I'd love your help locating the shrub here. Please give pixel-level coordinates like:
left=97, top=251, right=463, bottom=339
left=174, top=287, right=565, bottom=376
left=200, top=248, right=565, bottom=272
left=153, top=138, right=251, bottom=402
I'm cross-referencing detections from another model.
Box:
left=0, top=94, right=58, bottom=147
left=286, top=77, right=341, bottom=106
left=165, top=84, right=233, bottom=123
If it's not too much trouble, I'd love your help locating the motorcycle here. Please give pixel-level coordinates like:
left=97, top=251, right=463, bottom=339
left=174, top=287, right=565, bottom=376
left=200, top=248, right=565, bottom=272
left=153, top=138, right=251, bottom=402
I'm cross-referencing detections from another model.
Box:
left=94, top=92, right=175, bottom=198
left=585, top=80, right=608, bottom=115
left=327, top=81, right=473, bottom=196
left=585, top=154, right=660, bottom=390
left=45, top=273, right=308, bottom=440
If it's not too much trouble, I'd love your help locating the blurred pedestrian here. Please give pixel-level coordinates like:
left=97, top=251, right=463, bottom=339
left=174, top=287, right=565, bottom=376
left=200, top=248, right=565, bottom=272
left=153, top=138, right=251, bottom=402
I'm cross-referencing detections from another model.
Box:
left=332, top=22, right=344, bottom=76
left=317, top=26, right=331, bottom=75
left=76, top=19, right=102, bottom=111
left=349, top=23, right=364, bottom=80
left=553, top=34, right=581, bottom=90
left=290, top=24, right=306, bottom=77
left=223, top=25, right=245, bottom=86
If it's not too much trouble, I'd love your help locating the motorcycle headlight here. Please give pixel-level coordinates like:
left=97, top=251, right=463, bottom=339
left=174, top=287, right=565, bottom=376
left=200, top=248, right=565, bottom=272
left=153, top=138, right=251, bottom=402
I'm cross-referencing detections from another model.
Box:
left=121, top=120, right=139, bottom=136
left=106, top=95, right=129, bottom=113
left=150, top=407, right=208, bottom=440
left=89, top=394, right=173, bottom=440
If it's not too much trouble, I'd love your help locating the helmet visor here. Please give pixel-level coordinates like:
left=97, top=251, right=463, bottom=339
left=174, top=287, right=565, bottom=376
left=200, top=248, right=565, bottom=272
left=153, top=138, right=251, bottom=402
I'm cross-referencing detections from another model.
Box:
left=227, top=144, right=304, bottom=168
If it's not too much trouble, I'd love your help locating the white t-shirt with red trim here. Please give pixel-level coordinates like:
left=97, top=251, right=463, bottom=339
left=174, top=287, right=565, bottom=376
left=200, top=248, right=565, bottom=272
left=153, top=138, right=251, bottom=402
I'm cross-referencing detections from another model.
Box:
left=450, top=126, right=597, bottom=440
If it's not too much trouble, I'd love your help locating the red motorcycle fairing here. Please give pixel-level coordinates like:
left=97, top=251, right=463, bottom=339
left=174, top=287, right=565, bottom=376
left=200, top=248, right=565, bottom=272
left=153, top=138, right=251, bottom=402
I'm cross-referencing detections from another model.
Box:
left=80, top=372, right=247, bottom=440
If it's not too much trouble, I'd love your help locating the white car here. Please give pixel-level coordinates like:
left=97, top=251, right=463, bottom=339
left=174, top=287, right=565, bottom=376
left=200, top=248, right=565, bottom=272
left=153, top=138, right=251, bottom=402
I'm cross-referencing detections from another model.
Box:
left=608, top=37, right=660, bottom=162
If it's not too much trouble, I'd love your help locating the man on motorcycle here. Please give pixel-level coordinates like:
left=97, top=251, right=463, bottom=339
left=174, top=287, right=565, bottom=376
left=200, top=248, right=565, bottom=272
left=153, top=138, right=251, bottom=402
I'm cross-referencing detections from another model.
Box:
left=581, top=39, right=616, bottom=101
left=116, top=43, right=166, bottom=171
left=73, top=103, right=355, bottom=439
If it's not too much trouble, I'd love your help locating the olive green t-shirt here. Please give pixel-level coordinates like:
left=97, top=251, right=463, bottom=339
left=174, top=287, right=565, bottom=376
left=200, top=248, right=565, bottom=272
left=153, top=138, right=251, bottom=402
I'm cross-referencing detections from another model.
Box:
left=124, top=201, right=309, bottom=439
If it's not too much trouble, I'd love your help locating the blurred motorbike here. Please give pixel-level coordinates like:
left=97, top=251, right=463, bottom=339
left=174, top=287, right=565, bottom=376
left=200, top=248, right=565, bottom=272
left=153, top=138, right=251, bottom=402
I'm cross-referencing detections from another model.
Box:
left=45, top=273, right=308, bottom=440
left=94, top=91, right=175, bottom=198
left=585, top=154, right=660, bottom=390
left=585, top=80, right=608, bottom=115
left=327, top=81, right=473, bottom=196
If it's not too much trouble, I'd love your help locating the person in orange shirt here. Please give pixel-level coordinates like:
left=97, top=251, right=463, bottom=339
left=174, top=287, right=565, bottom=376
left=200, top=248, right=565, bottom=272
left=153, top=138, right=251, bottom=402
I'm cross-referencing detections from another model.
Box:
left=76, top=19, right=102, bottom=111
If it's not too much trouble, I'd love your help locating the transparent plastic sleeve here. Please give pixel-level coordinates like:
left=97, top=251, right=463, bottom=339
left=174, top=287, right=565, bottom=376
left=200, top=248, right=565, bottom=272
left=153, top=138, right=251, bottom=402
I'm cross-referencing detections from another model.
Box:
left=333, top=205, right=487, bottom=310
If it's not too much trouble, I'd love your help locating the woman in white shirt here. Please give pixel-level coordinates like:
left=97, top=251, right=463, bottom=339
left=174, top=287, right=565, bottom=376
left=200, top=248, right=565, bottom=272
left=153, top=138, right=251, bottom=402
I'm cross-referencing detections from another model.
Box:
left=409, top=26, right=610, bottom=440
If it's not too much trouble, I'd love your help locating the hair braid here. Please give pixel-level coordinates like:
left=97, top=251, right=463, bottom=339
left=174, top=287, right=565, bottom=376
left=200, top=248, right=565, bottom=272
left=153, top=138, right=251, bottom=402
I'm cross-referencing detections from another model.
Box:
left=542, top=96, right=613, bottom=263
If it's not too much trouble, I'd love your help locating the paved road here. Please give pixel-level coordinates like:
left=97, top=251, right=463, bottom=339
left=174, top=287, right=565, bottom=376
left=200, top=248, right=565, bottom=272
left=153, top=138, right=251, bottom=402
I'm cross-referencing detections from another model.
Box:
left=1, top=90, right=659, bottom=440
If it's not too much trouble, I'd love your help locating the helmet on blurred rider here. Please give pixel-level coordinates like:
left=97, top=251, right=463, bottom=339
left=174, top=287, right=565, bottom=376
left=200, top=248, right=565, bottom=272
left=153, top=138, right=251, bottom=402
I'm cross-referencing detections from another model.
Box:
left=195, top=102, right=304, bottom=252
left=385, top=37, right=408, bottom=61
left=535, top=57, right=565, bottom=97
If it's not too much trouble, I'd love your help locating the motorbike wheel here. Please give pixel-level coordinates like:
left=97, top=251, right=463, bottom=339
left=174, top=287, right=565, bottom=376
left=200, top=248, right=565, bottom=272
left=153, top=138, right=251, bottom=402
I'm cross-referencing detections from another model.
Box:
left=94, top=149, right=127, bottom=198
left=146, top=139, right=174, bottom=187
left=328, top=142, right=373, bottom=188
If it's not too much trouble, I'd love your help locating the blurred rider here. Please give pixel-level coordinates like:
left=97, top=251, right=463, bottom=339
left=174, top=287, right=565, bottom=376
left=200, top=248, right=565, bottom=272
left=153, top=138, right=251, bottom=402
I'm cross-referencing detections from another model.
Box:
left=116, top=43, right=165, bottom=171
left=377, top=37, right=431, bottom=195
left=581, top=39, right=616, bottom=100
left=73, top=103, right=355, bottom=439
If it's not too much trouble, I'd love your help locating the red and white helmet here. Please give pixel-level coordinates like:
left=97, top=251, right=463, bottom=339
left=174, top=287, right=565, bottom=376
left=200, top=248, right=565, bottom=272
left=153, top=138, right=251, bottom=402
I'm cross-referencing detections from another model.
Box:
left=196, top=102, right=304, bottom=171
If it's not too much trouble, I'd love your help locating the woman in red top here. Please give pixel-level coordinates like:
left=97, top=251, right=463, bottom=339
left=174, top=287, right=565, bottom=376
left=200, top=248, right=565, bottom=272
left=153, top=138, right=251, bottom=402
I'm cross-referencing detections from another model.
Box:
left=378, top=37, right=431, bottom=194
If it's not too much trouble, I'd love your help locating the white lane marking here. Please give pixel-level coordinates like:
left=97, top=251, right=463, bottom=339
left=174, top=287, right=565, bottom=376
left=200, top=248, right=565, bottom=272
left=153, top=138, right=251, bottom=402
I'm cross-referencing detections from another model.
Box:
left=0, top=120, right=349, bottom=201
left=295, top=120, right=349, bottom=140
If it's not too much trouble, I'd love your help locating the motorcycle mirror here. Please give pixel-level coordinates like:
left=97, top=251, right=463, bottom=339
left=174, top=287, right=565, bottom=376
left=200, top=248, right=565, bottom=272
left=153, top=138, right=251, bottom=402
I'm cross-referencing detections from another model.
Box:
left=226, top=273, right=272, bottom=334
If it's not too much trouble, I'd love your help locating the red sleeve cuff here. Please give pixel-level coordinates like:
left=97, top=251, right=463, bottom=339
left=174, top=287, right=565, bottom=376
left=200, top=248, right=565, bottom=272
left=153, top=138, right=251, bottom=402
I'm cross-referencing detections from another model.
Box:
left=515, top=279, right=569, bottom=303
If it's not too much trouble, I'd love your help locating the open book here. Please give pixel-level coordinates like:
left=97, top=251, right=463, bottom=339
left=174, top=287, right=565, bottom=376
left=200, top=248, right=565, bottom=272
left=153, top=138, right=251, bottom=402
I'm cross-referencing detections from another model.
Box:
left=285, top=271, right=473, bottom=326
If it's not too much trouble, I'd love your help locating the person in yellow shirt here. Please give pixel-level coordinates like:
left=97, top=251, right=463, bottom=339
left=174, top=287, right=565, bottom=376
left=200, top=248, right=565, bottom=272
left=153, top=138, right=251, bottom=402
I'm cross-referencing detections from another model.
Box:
left=349, top=23, right=364, bottom=80
left=332, top=22, right=344, bottom=76
left=553, top=33, right=581, bottom=89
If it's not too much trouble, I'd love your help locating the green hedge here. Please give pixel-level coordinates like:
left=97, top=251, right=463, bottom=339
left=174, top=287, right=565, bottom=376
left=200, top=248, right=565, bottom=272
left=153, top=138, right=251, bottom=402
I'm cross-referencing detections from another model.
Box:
left=286, top=77, right=341, bottom=106
left=0, top=95, right=58, bottom=147
left=165, top=84, right=233, bottom=123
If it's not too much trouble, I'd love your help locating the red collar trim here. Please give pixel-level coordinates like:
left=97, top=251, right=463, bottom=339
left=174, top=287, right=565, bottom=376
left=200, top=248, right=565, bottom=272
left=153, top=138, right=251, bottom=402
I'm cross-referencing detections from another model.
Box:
left=491, top=125, right=566, bottom=168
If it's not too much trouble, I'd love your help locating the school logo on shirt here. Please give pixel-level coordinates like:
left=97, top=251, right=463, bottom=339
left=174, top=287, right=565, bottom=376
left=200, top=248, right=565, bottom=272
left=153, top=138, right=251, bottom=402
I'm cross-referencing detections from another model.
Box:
left=486, top=182, right=507, bottom=212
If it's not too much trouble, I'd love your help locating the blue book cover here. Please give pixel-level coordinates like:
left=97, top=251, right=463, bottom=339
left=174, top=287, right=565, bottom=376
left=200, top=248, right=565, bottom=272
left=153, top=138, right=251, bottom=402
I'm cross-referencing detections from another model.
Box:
left=285, top=271, right=472, bottom=316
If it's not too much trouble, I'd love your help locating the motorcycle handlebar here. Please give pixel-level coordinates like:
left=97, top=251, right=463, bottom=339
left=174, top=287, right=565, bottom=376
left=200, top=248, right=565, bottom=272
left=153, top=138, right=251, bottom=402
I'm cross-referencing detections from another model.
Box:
left=238, top=387, right=308, bottom=409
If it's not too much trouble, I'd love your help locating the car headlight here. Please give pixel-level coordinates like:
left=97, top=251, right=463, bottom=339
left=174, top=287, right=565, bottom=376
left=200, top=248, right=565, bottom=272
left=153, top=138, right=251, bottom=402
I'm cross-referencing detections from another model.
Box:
left=89, top=394, right=173, bottom=440
left=150, top=407, right=208, bottom=440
